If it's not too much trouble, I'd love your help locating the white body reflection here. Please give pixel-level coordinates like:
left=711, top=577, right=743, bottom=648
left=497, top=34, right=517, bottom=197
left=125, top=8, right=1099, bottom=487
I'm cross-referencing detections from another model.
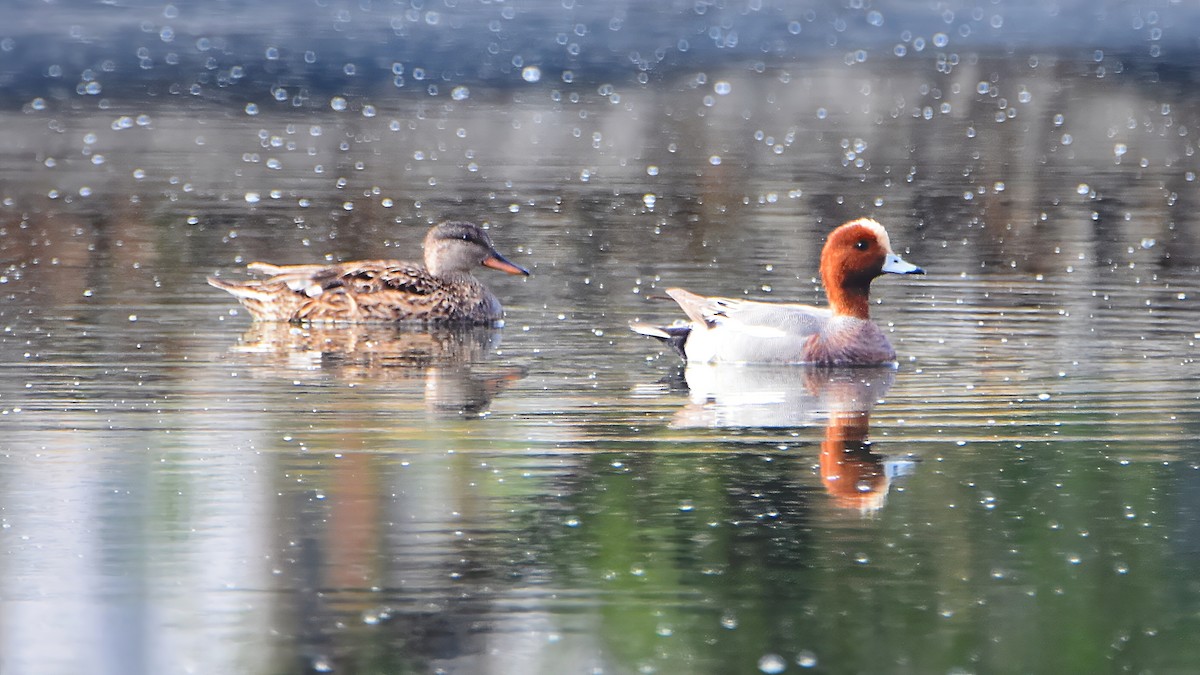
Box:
left=672, top=365, right=915, bottom=512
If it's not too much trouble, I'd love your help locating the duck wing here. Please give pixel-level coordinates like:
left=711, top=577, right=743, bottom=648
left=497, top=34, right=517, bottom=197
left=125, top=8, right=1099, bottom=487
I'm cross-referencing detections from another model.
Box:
left=216, top=260, right=490, bottom=322
left=665, top=288, right=830, bottom=338
left=298, top=260, right=489, bottom=322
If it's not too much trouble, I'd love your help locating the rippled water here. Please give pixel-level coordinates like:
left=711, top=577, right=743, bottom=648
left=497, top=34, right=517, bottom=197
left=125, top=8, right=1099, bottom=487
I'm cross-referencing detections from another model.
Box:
left=3, top=37, right=1200, bottom=675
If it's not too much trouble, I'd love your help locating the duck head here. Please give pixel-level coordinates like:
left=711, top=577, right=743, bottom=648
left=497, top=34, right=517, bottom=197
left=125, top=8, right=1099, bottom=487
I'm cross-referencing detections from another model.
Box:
left=819, top=218, right=923, bottom=319
left=424, top=221, right=530, bottom=277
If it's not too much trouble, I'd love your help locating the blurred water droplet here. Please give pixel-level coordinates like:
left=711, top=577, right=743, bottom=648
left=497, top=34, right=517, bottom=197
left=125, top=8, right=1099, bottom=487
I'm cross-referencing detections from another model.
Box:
left=796, top=650, right=818, bottom=668
left=758, top=653, right=786, bottom=674
left=522, top=66, right=542, bottom=83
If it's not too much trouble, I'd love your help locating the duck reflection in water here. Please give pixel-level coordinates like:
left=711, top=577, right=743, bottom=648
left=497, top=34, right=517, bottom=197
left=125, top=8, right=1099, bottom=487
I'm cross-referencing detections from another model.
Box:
left=670, top=365, right=915, bottom=512
left=229, top=322, right=525, bottom=416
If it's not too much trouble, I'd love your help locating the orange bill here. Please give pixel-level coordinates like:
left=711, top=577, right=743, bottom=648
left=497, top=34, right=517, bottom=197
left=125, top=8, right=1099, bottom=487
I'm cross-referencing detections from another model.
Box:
left=482, top=252, right=530, bottom=276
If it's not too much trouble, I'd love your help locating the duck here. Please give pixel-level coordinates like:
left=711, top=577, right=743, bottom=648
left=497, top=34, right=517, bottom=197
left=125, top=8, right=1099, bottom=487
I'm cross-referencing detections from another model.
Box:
left=631, top=218, right=924, bottom=365
left=207, top=221, right=529, bottom=324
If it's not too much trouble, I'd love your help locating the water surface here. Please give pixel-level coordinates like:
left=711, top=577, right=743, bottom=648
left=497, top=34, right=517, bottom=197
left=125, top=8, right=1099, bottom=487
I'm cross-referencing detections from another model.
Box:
left=2, top=31, right=1200, bottom=675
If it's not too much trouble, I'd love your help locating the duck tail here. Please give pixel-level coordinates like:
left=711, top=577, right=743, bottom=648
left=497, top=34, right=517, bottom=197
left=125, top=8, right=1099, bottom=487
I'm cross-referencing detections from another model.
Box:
left=207, top=276, right=296, bottom=321
left=630, top=321, right=690, bottom=360
left=206, top=276, right=270, bottom=301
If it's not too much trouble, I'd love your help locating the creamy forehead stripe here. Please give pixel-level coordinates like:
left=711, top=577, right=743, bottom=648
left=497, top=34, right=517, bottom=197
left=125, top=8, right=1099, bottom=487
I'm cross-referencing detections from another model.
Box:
left=857, top=218, right=893, bottom=253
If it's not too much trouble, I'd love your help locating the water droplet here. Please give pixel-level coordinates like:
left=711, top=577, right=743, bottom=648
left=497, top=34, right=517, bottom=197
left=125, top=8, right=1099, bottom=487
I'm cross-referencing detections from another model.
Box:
left=521, top=66, right=542, bottom=83
left=709, top=155, right=721, bottom=166
left=330, top=96, right=347, bottom=112
left=796, top=650, right=818, bottom=668
left=451, top=86, right=469, bottom=101
left=714, top=80, right=731, bottom=95
left=244, top=192, right=260, bottom=203
left=1076, top=183, right=1090, bottom=195
left=758, top=654, right=787, bottom=674
left=642, top=194, right=656, bottom=208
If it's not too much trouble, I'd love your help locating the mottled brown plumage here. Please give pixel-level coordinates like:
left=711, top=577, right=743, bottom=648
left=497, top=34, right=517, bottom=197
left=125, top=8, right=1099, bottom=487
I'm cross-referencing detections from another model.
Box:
left=208, top=221, right=529, bottom=324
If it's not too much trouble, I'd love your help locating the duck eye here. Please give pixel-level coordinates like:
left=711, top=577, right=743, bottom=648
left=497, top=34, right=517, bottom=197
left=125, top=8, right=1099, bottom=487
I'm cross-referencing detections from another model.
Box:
left=854, top=240, right=870, bottom=250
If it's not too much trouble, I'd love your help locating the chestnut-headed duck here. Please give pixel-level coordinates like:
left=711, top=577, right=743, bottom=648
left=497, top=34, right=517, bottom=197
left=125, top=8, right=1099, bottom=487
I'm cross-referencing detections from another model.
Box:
left=631, top=218, right=924, bottom=365
left=208, top=221, right=529, bottom=325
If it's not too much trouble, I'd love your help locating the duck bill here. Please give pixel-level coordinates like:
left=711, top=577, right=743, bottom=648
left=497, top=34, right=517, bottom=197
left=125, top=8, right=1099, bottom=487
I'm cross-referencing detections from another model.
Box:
left=482, top=252, right=530, bottom=276
left=881, top=253, right=924, bottom=275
